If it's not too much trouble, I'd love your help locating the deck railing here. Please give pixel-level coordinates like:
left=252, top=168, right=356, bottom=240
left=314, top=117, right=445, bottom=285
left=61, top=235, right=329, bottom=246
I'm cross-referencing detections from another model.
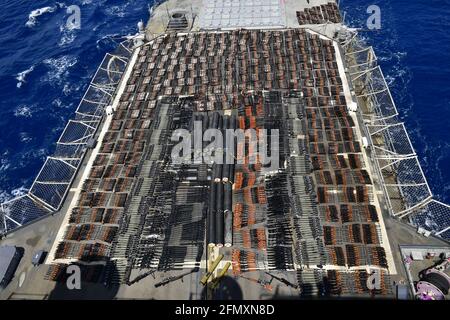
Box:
left=0, top=39, right=135, bottom=236
left=344, top=35, right=450, bottom=242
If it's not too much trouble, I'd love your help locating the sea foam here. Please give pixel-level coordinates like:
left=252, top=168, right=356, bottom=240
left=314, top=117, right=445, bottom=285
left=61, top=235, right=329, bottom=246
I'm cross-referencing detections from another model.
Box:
left=26, top=6, right=56, bottom=27
left=16, top=65, right=35, bottom=88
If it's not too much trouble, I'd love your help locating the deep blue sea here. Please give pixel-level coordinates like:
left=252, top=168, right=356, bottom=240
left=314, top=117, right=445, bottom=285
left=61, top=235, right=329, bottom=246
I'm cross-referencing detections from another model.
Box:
left=0, top=0, right=150, bottom=202
left=0, top=0, right=449, bottom=204
left=340, top=0, right=450, bottom=204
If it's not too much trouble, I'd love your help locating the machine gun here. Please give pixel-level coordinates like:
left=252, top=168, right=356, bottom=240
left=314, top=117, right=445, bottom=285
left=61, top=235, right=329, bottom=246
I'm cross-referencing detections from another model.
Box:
left=265, top=272, right=299, bottom=290
left=127, top=269, right=157, bottom=286
left=154, top=269, right=198, bottom=288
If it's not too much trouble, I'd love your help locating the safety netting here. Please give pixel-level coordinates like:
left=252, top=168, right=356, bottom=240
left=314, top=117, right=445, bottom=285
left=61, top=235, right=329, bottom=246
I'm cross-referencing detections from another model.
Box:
left=410, top=200, right=450, bottom=241
left=0, top=38, right=135, bottom=235
left=345, top=36, right=449, bottom=242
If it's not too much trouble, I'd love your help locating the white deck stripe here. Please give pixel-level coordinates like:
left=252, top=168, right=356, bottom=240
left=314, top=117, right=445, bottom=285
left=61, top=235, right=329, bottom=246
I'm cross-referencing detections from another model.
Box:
left=333, top=39, right=397, bottom=275
left=46, top=47, right=141, bottom=265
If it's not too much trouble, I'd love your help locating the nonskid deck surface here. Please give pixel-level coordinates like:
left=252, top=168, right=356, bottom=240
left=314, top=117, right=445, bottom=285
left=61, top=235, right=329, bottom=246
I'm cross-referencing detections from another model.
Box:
left=44, top=28, right=394, bottom=298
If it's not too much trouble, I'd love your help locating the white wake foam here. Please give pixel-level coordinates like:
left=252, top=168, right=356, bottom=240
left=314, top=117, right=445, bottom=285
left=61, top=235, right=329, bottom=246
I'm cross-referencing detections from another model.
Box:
left=14, top=105, right=33, bottom=118
left=16, top=65, right=35, bottom=88
left=105, top=4, right=128, bottom=18
left=0, top=186, right=29, bottom=204
left=26, top=6, right=56, bottom=27
left=59, top=24, right=77, bottom=46
left=42, top=55, right=77, bottom=85
left=19, top=132, right=32, bottom=143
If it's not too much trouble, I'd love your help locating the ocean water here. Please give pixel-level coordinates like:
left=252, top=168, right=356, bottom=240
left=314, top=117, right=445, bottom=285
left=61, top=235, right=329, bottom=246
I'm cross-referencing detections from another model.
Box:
left=0, top=0, right=150, bottom=202
left=340, top=0, right=450, bottom=204
left=0, top=0, right=449, bottom=204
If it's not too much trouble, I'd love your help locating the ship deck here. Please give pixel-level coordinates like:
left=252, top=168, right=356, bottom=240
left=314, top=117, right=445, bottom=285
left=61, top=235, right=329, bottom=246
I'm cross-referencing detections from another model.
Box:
left=1, top=0, right=449, bottom=300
